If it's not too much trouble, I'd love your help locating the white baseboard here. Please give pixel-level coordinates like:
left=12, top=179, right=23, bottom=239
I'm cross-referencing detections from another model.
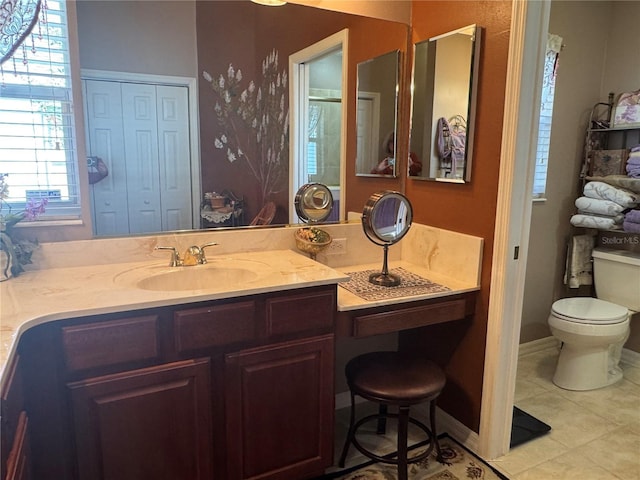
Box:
left=412, top=403, right=479, bottom=454
left=520, top=335, right=640, bottom=368
left=622, top=348, right=640, bottom=368
left=518, top=336, right=559, bottom=356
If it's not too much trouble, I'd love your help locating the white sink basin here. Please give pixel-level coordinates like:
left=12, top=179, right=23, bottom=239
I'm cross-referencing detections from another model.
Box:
left=115, top=257, right=267, bottom=292
left=137, top=266, right=258, bottom=291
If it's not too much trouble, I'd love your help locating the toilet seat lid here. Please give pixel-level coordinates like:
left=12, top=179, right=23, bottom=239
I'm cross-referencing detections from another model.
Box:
left=551, top=298, right=629, bottom=324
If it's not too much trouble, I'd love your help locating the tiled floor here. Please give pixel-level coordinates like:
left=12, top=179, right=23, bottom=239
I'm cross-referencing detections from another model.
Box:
left=329, top=346, right=640, bottom=479
left=488, top=346, right=640, bottom=479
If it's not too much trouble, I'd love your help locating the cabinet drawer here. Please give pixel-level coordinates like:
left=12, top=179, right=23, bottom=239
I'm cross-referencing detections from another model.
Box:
left=174, top=301, right=256, bottom=352
left=354, top=299, right=467, bottom=337
left=62, top=316, right=160, bottom=372
left=266, top=288, right=335, bottom=337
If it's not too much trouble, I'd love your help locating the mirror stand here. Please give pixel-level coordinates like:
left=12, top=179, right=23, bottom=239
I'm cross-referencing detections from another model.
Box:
left=369, top=244, right=400, bottom=286
left=361, top=191, right=413, bottom=287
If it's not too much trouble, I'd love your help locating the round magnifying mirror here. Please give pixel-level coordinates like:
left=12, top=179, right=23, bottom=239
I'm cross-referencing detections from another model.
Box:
left=294, top=183, right=334, bottom=223
left=362, top=191, right=413, bottom=286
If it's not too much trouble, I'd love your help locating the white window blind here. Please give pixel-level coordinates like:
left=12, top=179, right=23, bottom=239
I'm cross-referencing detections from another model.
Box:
left=307, top=103, right=321, bottom=177
left=0, top=0, right=80, bottom=218
left=532, top=33, right=562, bottom=199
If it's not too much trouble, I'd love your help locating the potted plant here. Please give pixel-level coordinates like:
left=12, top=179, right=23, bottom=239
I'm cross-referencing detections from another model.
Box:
left=0, top=174, right=47, bottom=280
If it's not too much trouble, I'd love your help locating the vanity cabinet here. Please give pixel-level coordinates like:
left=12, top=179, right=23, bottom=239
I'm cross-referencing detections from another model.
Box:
left=225, top=335, right=334, bottom=480
left=67, top=359, right=212, bottom=480
left=10, top=284, right=336, bottom=480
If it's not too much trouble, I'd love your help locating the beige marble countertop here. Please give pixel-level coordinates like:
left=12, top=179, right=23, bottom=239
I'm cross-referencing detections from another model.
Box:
left=0, top=221, right=484, bottom=388
left=0, top=249, right=348, bottom=383
left=336, top=260, right=480, bottom=311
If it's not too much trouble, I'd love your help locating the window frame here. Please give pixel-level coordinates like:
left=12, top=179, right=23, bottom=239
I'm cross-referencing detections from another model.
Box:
left=0, top=0, right=84, bottom=222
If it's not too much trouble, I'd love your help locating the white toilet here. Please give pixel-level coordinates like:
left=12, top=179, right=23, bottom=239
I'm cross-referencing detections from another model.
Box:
left=548, top=248, right=640, bottom=391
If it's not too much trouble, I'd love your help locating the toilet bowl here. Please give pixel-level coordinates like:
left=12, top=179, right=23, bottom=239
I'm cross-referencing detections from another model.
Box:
left=548, top=248, right=639, bottom=391
left=549, top=297, right=630, bottom=391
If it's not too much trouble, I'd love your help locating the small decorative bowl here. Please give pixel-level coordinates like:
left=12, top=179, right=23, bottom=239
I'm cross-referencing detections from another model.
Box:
left=294, top=227, right=332, bottom=258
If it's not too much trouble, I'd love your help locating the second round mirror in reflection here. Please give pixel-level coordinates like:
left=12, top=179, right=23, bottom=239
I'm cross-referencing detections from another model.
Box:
left=294, top=183, right=334, bottom=224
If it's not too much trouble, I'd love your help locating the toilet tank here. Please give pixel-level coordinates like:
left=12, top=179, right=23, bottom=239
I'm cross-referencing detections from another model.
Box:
left=592, top=248, right=640, bottom=311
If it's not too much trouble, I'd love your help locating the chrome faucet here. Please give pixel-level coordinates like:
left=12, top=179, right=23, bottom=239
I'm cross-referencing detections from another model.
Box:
left=155, top=242, right=218, bottom=267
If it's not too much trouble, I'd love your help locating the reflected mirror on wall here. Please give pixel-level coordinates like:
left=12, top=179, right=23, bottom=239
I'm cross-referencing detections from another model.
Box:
left=355, top=50, right=400, bottom=177
left=66, top=0, right=410, bottom=239
left=409, top=24, right=481, bottom=183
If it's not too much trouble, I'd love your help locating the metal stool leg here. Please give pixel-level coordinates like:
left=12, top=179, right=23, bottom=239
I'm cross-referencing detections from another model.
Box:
left=397, top=406, right=410, bottom=480
left=430, top=399, right=443, bottom=462
left=338, top=392, right=357, bottom=467
left=376, top=404, right=388, bottom=434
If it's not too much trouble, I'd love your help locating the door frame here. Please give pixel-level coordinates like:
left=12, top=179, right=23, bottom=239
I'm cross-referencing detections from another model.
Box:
left=479, top=0, right=551, bottom=459
left=289, top=29, right=348, bottom=223
left=80, top=69, right=201, bottom=229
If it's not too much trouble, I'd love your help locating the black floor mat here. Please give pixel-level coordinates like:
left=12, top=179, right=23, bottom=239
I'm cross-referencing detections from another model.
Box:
left=510, top=406, right=551, bottom=448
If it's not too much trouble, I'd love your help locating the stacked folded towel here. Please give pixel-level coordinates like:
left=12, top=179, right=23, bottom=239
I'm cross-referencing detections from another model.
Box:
left=623, top=208, right=640, bottom=233
left=627, top=145, right=640, bottom=178
left=570, top=181, right=639, bottom=230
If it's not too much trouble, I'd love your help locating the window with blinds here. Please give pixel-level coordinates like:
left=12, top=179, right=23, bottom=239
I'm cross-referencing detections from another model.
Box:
left=532, top=34, right=562, bottom=200
left=0, top=0, right=80, bottom=218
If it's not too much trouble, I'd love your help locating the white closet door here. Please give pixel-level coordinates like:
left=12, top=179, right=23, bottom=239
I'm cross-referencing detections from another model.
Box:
left=156, top=85, right=192, bottom=231
left=122, top=83, right=162, bottom=234
left=84, top=80, right=130, bottom=236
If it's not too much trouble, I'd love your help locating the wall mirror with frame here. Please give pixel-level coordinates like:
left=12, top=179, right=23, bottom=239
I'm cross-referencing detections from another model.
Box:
left=75, top=1, right=410, bottom=237
left=409, top=24, right=481, bottom=183
left=355, top=50, right=400, bottom=178
left=0, top=0, right=410, bottom=241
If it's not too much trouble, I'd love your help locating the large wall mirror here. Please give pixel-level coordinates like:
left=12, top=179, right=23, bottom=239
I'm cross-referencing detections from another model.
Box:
left=355, top=50, right=400, bottom=178
left=67, top=0, right=409, bottom=238
left=409, top=25, right=481, bottom=183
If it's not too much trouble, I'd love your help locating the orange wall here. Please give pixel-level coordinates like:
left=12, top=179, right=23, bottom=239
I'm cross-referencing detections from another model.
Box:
left=401, top=0, right=513, bottom=431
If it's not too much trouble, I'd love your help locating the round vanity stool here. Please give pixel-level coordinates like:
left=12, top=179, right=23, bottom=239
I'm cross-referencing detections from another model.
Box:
left=338, top=351, right=446, bottom=480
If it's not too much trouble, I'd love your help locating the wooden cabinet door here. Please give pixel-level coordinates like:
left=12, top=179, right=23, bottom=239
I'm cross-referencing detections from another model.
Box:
left=67, top=359, right=212, bottom=480
left=225, top=334, right=334, bottom=480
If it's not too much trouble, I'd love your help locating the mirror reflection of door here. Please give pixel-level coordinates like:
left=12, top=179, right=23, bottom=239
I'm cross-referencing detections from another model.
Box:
left=410, top=25, right=480, bottom=183
left=355, top=50, right=399, bottom=177
left=290, top=30, right=347, bottom=224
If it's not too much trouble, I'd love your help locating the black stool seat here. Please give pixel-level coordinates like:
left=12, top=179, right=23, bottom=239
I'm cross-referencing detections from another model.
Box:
left=346, top=351, right=446, bottom=405
left=339, top=351, right=446, bottom=480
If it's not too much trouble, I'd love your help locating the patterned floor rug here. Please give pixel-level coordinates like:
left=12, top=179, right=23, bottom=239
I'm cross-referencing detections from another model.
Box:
left=319, top=435, right=508, bottom=480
